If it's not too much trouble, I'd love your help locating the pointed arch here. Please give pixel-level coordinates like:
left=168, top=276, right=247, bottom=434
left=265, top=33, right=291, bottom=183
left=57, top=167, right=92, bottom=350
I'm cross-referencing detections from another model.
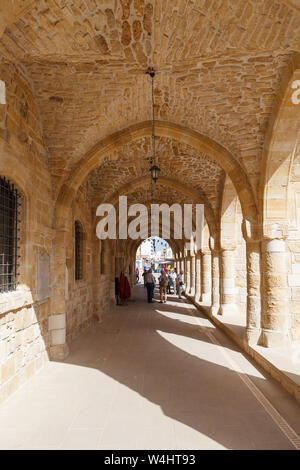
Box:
left=54, top=121, right=257, bottom=230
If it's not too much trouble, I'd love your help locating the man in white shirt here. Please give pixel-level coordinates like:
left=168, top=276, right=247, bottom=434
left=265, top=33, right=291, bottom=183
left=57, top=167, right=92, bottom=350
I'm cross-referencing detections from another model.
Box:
left=171, top=269, right=177, bottom=295
left=144, top=269, right=156, bottom=303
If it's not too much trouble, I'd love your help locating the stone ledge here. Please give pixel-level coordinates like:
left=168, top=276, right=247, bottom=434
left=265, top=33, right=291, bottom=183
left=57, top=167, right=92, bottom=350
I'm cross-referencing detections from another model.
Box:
left=185, top=294, right=300, bottom=404
left=0, top=289, right=33, bottom=316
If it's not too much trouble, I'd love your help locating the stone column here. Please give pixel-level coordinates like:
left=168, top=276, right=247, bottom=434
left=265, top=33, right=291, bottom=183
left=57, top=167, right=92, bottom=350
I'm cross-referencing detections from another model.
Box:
left=218, top=248, right=237, bottom=315
left=108, top=242, right=116, bottom=309
left=201, top=251, right=211, bottom=303
left=49, top=229, right=69, bottom=360
left=190, top=255, right=195, bottom=297
left=195, top=254, right=201, bottom=302
left=132, top=264, right=135, bottom=287
left=244, top=240, right=261, bottom=345
left=209, top=237, right=220, bottom=316
left=185, top=257, right=191, bottom=293
left=210, top=249, right=220, bottom=316
left=261, top=238, right=289, bottom=347
left=181, top=259, right=184, bottom=274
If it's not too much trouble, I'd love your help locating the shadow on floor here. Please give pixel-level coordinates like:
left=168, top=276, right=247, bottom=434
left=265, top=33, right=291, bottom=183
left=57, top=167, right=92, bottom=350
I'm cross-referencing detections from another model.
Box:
left=63, top=284, right=297, bottom=450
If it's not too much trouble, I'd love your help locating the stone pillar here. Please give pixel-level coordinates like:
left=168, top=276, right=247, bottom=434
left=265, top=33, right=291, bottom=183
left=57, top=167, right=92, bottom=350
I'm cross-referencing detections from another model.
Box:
left=108, top=242, right=116, bottom=309
left=180, top=259, right=184, bottom=274
left=132, top=265, right=135, bottom=287
left=209, top=237, right=220, bottom=316
left=218, top=248, right=238, bottom=315
left=261, top=238, right=289, bottom=347
left=244, top=240, right=261, bottom=345
left=241, top=220, right=262, bottom=345
left=50, top=229, right=69, bottom=360
left=195, top=254, right=201, bottom=302
left=210, top=250, right=220, bottom=316
left=190, top=255, right=195, bottom=296
left=201, top=251, right=211, bottom=303
left=185, top=257, right=191, bottom=293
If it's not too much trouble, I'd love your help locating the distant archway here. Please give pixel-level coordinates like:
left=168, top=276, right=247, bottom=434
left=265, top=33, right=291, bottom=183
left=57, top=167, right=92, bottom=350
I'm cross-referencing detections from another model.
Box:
left=54, top=121, right=258, bottom=231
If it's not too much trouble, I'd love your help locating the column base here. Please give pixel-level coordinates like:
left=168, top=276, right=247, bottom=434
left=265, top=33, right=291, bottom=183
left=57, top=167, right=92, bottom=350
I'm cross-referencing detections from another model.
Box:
left=201, top=292, right=211, bottom=303
left=210, top=304, right=220, bottom=317
left=218, top=303, right=238, bottom=315
left=261, top=329, right=290, bottom=348
left=49, top=343, right=69, bottom=361
left=244, top=327, right=261, bottom=346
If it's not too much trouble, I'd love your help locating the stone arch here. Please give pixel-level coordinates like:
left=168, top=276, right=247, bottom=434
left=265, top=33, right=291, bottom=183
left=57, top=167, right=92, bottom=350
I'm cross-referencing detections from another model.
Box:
left=260, top=53, right=300, bottom=238
left=54, top=121, right=257, bottom=230
left=93, top=197, right=199, bottom=247
left=258, top=53, right=300, bottom=347
left=116, top=235, right=179, bottom=287
left=101, top=175, right=217, bottom=236
left=119, top=221, right=182, bottom=259
left=132, top=236, right=180, bottom=259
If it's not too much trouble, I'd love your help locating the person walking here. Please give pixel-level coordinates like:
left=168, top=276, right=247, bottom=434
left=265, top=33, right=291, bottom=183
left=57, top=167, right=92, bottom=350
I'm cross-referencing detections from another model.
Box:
left=136, top=267, right=139, bottom=283
left=144, top=268, right=156, bottom=303
left=159, top=270, right=169, bottom=303
left=142, top=269, right=147, bottom=288
left=177, top=270, right=185, bottom=299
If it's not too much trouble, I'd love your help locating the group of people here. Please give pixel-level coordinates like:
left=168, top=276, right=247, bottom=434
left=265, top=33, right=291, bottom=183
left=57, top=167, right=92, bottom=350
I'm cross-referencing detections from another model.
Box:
left=140, top=268, right=185, bottom=304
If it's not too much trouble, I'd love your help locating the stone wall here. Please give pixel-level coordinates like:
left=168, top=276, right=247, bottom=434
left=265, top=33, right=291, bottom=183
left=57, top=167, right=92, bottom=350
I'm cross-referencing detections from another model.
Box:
left=0, top=59, right=52, bottom=403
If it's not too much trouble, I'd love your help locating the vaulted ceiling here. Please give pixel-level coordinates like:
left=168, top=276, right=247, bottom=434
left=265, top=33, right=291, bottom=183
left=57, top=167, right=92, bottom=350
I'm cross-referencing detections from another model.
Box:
left=1, top=0, right=299, bottom=220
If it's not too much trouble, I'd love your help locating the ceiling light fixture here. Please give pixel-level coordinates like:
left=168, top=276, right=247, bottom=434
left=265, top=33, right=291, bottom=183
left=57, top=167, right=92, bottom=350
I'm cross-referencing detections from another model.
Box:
left=146, top=67, right=160, bottom=184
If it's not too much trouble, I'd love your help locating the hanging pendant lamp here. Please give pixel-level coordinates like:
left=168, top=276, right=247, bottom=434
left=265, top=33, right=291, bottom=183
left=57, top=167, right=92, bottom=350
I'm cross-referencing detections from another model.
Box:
left=146, top=67, right=160, bottom=184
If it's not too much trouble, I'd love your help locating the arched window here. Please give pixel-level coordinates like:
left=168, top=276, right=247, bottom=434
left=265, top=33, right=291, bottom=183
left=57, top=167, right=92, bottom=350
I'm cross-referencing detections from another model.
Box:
left=0, top=177, right=19, bottom=292
left=75, top=221, right=83, bottom=281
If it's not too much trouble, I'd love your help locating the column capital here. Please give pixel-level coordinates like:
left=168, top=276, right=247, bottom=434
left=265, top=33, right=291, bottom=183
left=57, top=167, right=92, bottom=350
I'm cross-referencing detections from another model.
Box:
left=241, top=218, right=261, bottom=243
left=262, top=222, right=289, bottom=241
left=261, top=237, right=286, bottom=253
left=209, top=236, right=220, bottom=252
left=220, top=244, right=236, bottom=252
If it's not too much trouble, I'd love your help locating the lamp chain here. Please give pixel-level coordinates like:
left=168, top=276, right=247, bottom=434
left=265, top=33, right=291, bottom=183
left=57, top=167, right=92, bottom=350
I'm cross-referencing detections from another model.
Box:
left=146, top=66, right=159, bottom=187
left=151, top=70, right=155, bottom=167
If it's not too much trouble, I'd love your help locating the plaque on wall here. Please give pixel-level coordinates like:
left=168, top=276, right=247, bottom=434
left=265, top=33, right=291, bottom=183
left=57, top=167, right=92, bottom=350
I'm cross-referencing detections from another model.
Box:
left=36, top=251, right=50, bottom=301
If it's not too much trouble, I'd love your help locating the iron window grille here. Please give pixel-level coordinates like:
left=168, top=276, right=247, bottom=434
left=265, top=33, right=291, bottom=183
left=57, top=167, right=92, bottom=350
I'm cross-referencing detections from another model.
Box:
left=0, top=176, right=19, bottom=293
left=75, top=221, right=83, bottom=280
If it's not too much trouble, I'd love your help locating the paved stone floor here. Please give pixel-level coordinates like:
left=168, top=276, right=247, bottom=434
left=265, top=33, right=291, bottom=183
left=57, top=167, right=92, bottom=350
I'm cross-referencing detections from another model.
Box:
left=0, top=284, right=300, bottom=450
